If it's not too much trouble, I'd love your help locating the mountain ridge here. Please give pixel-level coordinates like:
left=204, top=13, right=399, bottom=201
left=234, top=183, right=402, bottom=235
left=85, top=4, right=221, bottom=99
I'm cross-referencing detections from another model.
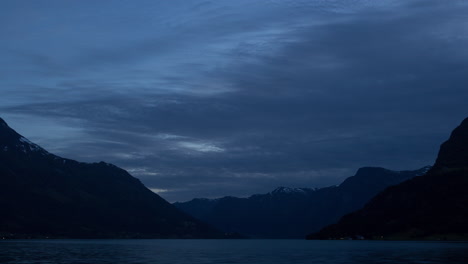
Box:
left=175, top=166, right=430, bottom=238
left=0, top=117, right=222, bottom=239
left=309, top=117, right=468, bottom=240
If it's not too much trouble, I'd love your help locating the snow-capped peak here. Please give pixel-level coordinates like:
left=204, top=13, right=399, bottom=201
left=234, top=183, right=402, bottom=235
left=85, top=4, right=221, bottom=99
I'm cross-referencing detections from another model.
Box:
left=271, top=187, right=308, bottom=195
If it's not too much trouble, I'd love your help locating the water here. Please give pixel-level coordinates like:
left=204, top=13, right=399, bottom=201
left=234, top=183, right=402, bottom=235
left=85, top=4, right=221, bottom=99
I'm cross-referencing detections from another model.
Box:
left=1, top=239, right=467, bottom=264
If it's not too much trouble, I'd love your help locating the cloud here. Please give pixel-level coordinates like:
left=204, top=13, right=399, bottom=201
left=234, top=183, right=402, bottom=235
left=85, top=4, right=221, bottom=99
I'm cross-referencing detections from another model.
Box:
left=1, top=0, right=468, bottom=201
left=149, top=188, right=170, bottom=194
left=177, top=141, right=225, bottom=153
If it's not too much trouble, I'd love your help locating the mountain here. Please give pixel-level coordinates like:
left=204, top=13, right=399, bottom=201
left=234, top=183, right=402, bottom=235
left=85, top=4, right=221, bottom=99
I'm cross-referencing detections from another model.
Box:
left=0, top=117, right=221, bottom=239
left=309, top=117, right=468, bottom=240
left=175, top=166, right=429, bottom=238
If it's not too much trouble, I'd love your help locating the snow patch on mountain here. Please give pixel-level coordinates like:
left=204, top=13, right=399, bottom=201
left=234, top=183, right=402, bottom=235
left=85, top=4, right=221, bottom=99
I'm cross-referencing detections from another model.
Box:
left=17, top=136, right=48, bottom=155
left=416, top=166, right=432, bottom=176
left=271, top=187, right=311, bottom=195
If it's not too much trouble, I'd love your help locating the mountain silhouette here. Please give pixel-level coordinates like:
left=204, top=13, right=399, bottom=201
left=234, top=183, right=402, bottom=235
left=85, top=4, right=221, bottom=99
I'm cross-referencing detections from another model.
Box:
left=175, top=166, right=429, bottom=238
left=309, top=117, right=468, bottom=240
left=0, top=117, right=220, bottom=238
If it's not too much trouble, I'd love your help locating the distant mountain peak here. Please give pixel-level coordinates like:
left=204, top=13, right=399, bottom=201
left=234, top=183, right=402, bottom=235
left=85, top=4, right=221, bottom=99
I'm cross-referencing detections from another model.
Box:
left=352, top=166, right=431, bottom=179
left=271, top=187, right=309, bottom=195
left=431, top=117, right=468, bottom=172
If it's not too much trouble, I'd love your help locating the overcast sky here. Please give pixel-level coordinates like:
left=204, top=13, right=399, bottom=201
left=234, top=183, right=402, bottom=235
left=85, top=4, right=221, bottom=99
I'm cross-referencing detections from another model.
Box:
left=1, top=0, right=467, bottom=202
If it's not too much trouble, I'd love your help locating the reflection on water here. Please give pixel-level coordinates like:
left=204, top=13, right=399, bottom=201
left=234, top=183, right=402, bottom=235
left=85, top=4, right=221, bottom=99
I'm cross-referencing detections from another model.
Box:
left=0, top=239, right=467, bottom=264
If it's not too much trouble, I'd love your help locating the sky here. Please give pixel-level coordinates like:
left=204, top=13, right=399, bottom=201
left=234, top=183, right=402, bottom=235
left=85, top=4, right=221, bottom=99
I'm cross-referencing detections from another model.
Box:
left=1, top=0, right=468, bottom=202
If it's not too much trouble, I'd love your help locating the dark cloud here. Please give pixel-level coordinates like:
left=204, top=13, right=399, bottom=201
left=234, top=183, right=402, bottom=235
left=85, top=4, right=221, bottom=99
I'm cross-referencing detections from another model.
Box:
left=1, top=0, right=467, bottom=201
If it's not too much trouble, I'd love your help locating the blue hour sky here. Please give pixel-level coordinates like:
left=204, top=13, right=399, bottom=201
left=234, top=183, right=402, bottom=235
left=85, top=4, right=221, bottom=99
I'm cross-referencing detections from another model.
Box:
left=1, top=0, right=468, bottom=202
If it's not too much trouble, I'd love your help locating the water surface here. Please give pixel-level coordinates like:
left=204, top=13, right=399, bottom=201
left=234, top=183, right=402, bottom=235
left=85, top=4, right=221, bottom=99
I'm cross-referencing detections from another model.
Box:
left=1, top=239, right=467, bottom=264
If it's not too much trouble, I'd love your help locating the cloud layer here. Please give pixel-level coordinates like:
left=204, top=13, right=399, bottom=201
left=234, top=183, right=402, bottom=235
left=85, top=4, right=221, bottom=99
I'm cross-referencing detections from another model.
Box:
left=1, top=0, right=467, bottom=201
